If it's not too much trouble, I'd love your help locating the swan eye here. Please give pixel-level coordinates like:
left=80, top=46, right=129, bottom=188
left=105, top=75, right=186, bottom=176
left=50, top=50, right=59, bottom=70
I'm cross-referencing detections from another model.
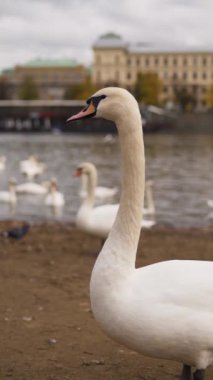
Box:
left=86, top=95, right=107, bottom=107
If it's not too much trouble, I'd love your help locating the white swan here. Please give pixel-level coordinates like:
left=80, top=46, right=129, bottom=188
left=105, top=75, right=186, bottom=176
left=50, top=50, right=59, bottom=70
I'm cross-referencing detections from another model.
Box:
left=45, top=178, right=65, bottom=208
left=78, top=164, right=118, bottom=200
left=207, top=199, right=213, bottom=208
left=67, top=87, right=213, bottom=380
left=74, top=162, right=155, bottom=239
left=0, top=178, right=17, bottom=204
left=20, top=155, right=46, bottom=180
left=0, top=156, right=6, bottom=171
left=16, top=181, right=49, bottom=195
left=102, top=134, right=116, bottom=144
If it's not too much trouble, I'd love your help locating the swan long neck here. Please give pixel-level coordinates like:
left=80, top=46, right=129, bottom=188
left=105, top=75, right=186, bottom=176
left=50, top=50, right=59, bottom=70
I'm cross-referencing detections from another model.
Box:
left=82, top=168, right=97, bottom=207
left=102, top=108, right=145, bottom=269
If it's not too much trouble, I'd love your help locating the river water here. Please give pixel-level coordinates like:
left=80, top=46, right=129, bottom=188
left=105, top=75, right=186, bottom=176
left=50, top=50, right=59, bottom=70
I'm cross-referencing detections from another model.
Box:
left=0, top=132, right=213, bottom=228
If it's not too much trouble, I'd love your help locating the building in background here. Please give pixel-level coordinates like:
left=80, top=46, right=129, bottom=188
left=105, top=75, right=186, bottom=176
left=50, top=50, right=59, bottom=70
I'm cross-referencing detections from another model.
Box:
left=92, top=33, right=213, bottom=110
left=2, top=58, right=88, bottom=100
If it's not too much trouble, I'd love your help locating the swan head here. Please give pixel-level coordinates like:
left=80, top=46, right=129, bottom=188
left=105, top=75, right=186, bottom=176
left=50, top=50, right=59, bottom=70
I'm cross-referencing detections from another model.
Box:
left=67, top=87, right=140, bottom=125
left=73, top=162, right=97, bottom=178
left=49, top=177, right=58, bottom=191
left=8, top=177, right=17, bottom=190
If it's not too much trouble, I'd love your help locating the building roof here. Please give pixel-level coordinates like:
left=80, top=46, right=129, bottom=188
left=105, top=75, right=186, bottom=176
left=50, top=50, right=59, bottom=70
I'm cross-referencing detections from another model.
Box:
left=93, top=33, right=128, bottom=49
left=129, top=44, right=213, bottom=54
left=93, top=33, right=213, bottom=54
left=19, top=58, right=79, bottom=68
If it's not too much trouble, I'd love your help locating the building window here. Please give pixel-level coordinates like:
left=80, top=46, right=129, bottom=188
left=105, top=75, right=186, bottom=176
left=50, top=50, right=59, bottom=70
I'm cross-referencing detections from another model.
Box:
left=127, top=72, right=131, bottom=80
left=193, top=72, right=197, bottom=79
left=183, top=57, right=187, bottom=65
left=193, top=57, right=197, bottom=65
left=137, top=58, right=140, bottom=66
left=203, top=57, right=207, bottom=66
left=155, top=58, right=158, bottom=65
left=202, top=72, right=206, bottom=80
left=173, top=73, right=178, bottom=80
left=164, top=58, right=168, bottom=65
left=145, top=58, right=149, bottom=66
left=127, top=58, right=131, bottom=65
left=173, top=58, right=177, bottom=66
left=183, top=72, right=187, bottom=80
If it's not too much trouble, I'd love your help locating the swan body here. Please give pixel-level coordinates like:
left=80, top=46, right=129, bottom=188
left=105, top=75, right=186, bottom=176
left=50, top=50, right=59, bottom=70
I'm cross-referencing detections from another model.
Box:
left=67, top=87, right=213, bottom=379
left=16, top=181, right=49, bottom=195
left=20, top=155, right=46, bottom=180
left=45, top=179, right=65, bottom=208
left=0, top=179, right=17, bottom=204
left=79, top=168, right=118, bottom=200
left=75, top=162, right=155, bottom=239
left=93, top=186, right=118, bottom=199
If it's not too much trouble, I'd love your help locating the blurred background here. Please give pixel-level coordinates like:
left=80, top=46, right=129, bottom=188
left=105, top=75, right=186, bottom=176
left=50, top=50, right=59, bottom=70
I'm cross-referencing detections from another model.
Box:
left=0, top=0, right=213, bottom=228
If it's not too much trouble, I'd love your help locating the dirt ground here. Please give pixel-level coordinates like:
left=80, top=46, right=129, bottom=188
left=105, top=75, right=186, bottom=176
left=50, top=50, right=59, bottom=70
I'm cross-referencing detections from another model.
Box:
left=0, top=221, right=213, bottom=380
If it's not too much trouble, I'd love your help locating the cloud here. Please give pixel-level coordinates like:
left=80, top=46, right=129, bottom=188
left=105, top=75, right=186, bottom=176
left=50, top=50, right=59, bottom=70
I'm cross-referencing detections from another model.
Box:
left=0, top=0, right=212, bottom=71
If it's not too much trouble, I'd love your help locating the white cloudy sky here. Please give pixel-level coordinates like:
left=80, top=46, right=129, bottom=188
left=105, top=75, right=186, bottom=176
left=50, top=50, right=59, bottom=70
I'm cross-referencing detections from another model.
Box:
left=0, top=0, right=212, bottom=71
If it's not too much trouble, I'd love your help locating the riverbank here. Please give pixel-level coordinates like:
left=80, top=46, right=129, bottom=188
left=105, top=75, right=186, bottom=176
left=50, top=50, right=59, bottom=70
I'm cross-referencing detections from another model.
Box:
left=0, top=221, right=213, bottom=380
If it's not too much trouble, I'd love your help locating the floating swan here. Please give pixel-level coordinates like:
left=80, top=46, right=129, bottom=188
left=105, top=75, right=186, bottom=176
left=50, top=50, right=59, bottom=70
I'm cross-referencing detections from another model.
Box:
left=79, top=164, right=118, bottom=200
left=16, top=181, right=49, bottom=195
left=0, top=178, right=17, bottom=204
left=45, top=178, right=65, bottom=208
left=67, top=87, right=213, bottom=380
left=74, top=162, right=155, bottom=240
left=102, top=134, right=116, bottom=144
left=207, top=199, right=213, bottom=208
left=20, top=155, right=46, bottom=180
left=0, top=156, right=6, bottom=171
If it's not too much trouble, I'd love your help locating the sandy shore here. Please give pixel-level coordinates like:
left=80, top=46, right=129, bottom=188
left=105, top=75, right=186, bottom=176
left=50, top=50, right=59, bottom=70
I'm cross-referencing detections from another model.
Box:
left=0, top=221, right=213, bottom=380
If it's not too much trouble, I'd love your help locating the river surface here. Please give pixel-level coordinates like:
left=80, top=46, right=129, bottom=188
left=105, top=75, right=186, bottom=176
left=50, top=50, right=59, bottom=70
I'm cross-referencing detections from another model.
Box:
left=0, top=132, right=213, bottom=228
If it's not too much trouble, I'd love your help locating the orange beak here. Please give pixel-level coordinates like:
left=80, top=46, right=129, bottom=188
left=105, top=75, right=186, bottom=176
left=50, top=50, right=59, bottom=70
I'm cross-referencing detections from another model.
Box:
left=67, top=102, right=96, bottom=123
left=73, top=169, right=82, bottom=177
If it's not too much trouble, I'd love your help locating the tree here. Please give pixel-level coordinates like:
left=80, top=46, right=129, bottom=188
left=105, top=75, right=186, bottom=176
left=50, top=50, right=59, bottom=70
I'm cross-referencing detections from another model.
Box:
left=0, top=78, right=9, bottom=99
left=64, top=76, right=98, bottom=100
left=207, top=85, right=213, bottom=108
left=134, top=72, right=161, bottom=105
left=19, top=76, right=39, bottom=100
left=173, top=85, right=196, bottom=111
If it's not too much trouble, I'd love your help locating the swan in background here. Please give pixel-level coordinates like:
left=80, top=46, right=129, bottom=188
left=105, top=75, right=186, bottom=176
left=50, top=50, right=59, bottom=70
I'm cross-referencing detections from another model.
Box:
left=207, top=199, right=213, bottom=208
left=20, top=155, right=46, bottom=180
left=74, top=162, right=155, bottom=240
left=0, top=156, right=6, bottom=171
left=102, top=134, right=116, bottom=144
left=0, top=178, right=17, bottom=205
left=16, top=181, right=49, bottom=195
left=67, top=87, right=213, bottom=380
left=79, top=163, right=118, bottom=200
left=143, top=180, right=155, bottom=215
left=45, top=178, right=65, bottom=208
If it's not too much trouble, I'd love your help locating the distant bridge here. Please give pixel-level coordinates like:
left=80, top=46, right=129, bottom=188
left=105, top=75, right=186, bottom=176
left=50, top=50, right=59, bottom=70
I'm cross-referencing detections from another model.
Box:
left=0, top=100, right=175, bottom=133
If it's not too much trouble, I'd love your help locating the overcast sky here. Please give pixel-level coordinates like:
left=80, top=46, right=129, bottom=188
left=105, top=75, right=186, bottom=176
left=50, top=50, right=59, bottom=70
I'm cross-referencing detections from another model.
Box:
left=0, top=0, right=212, bottom=71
